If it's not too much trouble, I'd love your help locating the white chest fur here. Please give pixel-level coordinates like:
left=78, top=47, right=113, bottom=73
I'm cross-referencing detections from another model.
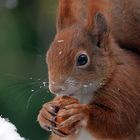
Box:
left=76, top=128, right=96, bottom=140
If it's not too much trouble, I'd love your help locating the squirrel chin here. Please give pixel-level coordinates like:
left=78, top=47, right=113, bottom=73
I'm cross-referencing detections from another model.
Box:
left=55, top=79, right=108, bottom=104
left=55, top=91, right=95, bottom=104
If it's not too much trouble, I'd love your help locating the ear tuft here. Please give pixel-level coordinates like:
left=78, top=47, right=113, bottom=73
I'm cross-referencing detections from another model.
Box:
left=85, top=0, right=110, bottom=48
left=56, top=0, right=87, bottom=32
left=57, top=0, right=76, bottom=32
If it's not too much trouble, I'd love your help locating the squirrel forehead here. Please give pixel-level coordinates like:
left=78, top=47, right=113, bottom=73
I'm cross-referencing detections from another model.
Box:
left=55, top=26, right=90, bottom=46
left=47, top=41, right=78, bottom=63
left=47, top=26, right=94, bottom=68
left=48, top=27, right=92, bottom=55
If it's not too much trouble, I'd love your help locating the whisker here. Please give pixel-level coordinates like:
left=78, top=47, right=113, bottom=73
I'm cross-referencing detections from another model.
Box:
left=7, top=78, right=49, bottom=89
left=25, top=89, right=42, bottom=114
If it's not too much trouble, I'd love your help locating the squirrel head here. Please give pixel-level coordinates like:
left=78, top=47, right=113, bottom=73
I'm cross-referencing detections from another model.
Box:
left=47, top=12, right=114, bottom=103
left=47, top=1, right=114, bottom=103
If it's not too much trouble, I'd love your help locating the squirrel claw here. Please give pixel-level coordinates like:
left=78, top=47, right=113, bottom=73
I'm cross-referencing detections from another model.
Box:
left=44, top=125, right=53, bottom=132
left=48, top=117, right=59, bottom=126
left=48, top=110, right=57, bottom=116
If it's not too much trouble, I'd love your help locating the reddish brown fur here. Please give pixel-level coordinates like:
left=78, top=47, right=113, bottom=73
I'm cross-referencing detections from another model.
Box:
left=57, top=0, right=88, bottom=32
left=38, top=0, right=140, bottom=140
left=87, top=0, right=140, bottom=52
left=86, top=0, right=110, bottom=32
left=58, top=0, right=140, bottom=51
left=87, top=47, right=140, bottom=139
left=57, top=0, right=76, bottom=31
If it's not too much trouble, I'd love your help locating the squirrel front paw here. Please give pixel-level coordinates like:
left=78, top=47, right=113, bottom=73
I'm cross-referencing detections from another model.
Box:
left=54, top=103, right=90, bottom=137
left=37, top=96, right=80, bottom=137
left=37, top=100, right=60, bottom=132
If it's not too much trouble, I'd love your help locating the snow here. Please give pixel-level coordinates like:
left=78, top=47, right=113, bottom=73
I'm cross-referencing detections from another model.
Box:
left=0, top=116, right=26, bottom=140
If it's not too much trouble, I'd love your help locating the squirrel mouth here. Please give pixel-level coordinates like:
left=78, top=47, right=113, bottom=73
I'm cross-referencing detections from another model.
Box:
left=68, top=93, right=75, bottom=97
left=55, top=86, right=80, bottom=97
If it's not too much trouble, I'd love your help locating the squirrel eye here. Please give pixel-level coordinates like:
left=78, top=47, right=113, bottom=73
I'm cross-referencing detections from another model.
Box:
left=77, top=54, right=88, bottom=66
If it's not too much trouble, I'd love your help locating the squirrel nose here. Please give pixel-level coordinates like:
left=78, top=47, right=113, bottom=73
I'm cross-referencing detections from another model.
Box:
left=49, top=84, right=63, bottom=94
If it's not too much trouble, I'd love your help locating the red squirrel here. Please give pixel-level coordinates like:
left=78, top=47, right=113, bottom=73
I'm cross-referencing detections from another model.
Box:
left=38, top=0, right=140, bottom=140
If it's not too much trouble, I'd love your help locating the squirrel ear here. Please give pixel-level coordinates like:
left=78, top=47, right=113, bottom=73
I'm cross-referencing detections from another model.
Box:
left=56, top=0, right=77, bottom=32
left=94, top=12, right=108, bottom=36
left=86, top=0, right=110, bottom=48
left=88, top=12, right=109, bottom=48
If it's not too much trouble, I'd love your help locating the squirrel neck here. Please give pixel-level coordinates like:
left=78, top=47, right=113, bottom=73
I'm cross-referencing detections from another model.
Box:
left=92, top=43, right=140, bottom=109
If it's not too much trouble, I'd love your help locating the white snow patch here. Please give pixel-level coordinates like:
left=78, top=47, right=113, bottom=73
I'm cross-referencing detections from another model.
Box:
left=43, top=82, right=47, bottom=87
left=0, top=116, right=26, bottom=140
left=59, top=51, right=62, bottom=55
left=57, top=40, right=64, bottom=43
left=83, top=85, right=88, bottom=88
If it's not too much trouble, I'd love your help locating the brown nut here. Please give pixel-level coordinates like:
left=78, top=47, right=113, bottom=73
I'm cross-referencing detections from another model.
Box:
left=56, top=109, right=68, bottom=124
left=55, top=109, right=70, bottom=134
left=55, top=96, right=79, bottom=134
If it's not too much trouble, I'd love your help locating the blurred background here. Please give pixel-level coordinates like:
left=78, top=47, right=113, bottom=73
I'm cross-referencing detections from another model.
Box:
left=0, top=0, right=57, bottom=139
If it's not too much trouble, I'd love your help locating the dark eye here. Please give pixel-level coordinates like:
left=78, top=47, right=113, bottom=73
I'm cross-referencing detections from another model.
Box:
left=77, top=54, right=88, bottom=66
